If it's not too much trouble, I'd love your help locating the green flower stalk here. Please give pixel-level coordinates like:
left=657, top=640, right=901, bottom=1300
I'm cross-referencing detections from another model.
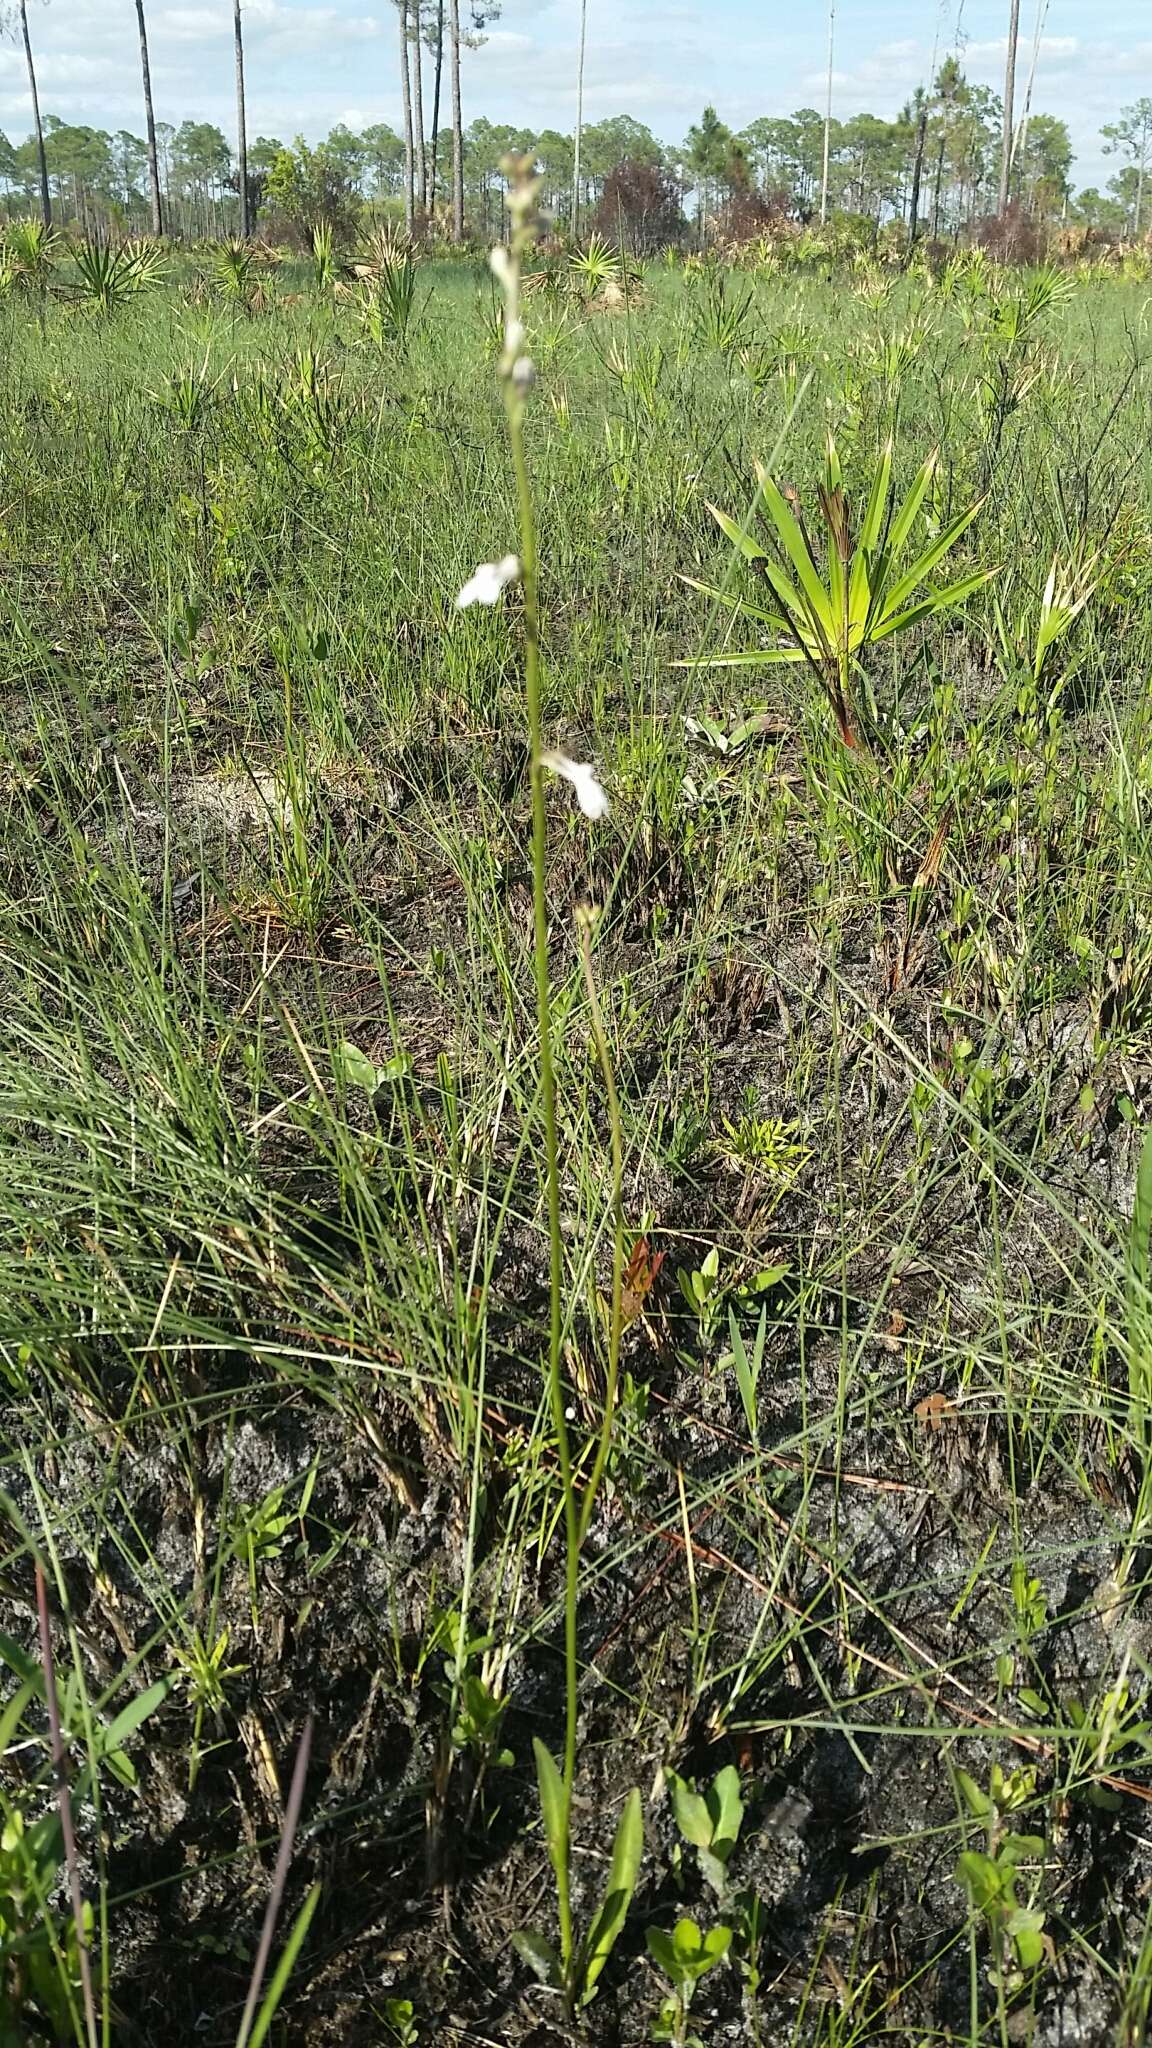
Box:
left=489, top=151, right=579, bottom=1980
left=473, top=154, right=637, bottom=2014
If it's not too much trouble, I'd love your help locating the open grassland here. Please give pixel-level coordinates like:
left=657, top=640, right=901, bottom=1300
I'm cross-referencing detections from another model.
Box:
left=5, top=241, right=1152, bottom=2044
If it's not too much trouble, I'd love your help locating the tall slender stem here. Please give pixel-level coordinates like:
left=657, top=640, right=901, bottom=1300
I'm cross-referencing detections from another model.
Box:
left=577, top=913, right=624, bottom=1542
left=497, top=162, right=577, bottom=1979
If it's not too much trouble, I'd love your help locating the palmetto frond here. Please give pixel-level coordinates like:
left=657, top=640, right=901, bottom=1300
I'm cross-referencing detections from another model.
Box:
left=685, top=433, right=993, bottom=747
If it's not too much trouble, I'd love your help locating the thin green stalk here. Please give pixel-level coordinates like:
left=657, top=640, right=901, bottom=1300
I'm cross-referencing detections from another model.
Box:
left=576, top=908, right=624, bottom=1541
left=497, top=154, right=577, bottom=1981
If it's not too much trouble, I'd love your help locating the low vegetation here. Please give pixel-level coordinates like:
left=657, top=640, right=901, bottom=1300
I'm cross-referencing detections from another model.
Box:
left=4, top=191, right=1152, bottom=2045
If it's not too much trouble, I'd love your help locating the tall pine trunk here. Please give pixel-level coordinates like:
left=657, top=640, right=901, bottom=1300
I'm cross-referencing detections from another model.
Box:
left=449, top=0, right=463, bottom=241
left=998, top=0, right=1021, bottom=215
left=571, top=0, right=587, bottom=236
left=135, top=0, right=164, bottom=237
left=820, top=0, right=835, bottom=224
left=931, top=134, right=946, bottom=238
left=429, top=0, right=444, bottom=217
left=411, top=0, right=427, bottom=215
left=234, top=0, right=250, bottom=234
left=19, top=1, right=50, bottom=230
left=907, top=99, right=927, bottom=249
left=399, top=0, right=415, bottom=231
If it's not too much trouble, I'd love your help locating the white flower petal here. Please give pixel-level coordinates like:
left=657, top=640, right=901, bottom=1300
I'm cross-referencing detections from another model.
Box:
left=489, top=247, right=513, bottom=289
left=455, top=554, right=521, bottom=609
left=504, top=317, right=525, bottom=357
left=541, top=751, right=610, bottom=820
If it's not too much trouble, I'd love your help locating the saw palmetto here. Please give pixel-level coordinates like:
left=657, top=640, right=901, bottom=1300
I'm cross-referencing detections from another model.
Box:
left=686, top=434, right=993, bottom=747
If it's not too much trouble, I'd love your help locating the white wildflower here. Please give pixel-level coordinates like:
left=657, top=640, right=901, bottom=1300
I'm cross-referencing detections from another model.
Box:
left=456, top=554, right=521, bottom=609
left=503, top=316, right=526, bottom=359
left=511, top=356, right=537, bottom=392
left=541, top=751, right=610, bottom=820
left=489, top=246, right=513, bottom=289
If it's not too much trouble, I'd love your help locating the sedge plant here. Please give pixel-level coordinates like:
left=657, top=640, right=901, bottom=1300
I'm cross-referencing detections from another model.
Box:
left=475, top=153, right=643, bottom=2013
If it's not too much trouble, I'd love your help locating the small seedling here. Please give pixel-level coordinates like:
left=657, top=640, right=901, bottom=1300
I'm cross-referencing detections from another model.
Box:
left=678, top=1246, right=724, bottom=1343
left=955, top=1764, right=1047, bottom=1989
left=646, top=1917, right=732, bottom=2046
left=230, top=1466, right=318, bottom=1629
left=335, top=1040, right=412, bottom=1093
left=380, top=1996, right=419, bottom=2045
left=731, top=1889, right=768, bottom=2000
left=678, top=1249, right=785, bottom=1350
left=683, top=711, right=766, bottom=757
left=668, top=1763, right=745, bottom=1897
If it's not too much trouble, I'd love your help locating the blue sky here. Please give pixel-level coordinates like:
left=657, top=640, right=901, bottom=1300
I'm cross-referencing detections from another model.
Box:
left=1, top=0, right=1148, bottom=190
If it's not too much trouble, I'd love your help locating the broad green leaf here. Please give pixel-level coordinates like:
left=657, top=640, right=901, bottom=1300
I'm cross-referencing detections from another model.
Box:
left=878, top=450, right=937, bottom=571
left=99, top=1678, right=173, bottom=1758
left=847, top=544, right=874, bottom=637
left=512, top=1928, right=562, bottom=1987
left=999, top=1831, right=1045, bottom=1866
left=674, top=647, right=808, bottom=671
left=335, top=1041, right=379, bottom=1092
left=580, top=1785, right=643, bottom=2003
left=0, top=1632, right=44, bottom=1697
left=0, top=1683, right=34, bottom=1761
left=956, top=1848, right=1003, bottom=1911
left=1018, top=1689, right=1050, bottom=1720
left=743, top=1267, right=789, bottom=1293
left=645, top=1925, right=683, bottom=1984
left=858, top=438, right=893, bottom=554
left=700, top=1924, right=732, bottom=1968
left=678, top=575, right=792, bottom=638
left=954, top=1768, right=992, bottom=1821
left=532, top=1737, right=568, bottom=1893
left=670, top=1772, right=713, bottom=1851
left=1006, top=1906, right=1046, bottom=1970
left=672, top=1916, right=705, bottom=1963
left=756, top=553, right=828, bottom=645
left=706, top=1765, right=744, bottom=1861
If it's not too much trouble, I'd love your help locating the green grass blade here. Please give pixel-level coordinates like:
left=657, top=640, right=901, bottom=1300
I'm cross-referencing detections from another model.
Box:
left=243, top=1882, right=321, bottom=2048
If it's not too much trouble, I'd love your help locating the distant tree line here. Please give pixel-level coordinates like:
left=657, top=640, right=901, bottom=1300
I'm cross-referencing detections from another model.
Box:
left=1, top=66, right=1149, bottom=246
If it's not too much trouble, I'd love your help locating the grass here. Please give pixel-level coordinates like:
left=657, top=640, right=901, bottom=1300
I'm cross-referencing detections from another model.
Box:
left=2, top=230, right=1152, bottom=2041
